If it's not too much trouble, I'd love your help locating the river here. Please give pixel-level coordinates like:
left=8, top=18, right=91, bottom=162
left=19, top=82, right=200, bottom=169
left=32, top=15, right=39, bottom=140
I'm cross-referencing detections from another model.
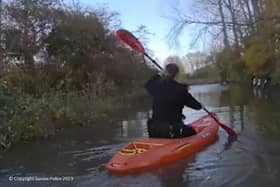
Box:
left=1, top=84, right=280, bottom=187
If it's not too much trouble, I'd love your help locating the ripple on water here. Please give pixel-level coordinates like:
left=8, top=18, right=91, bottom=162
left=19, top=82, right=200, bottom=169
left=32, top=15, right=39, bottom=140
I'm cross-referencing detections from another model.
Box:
left=2, top=85, right=280, bottom=187
left=63, top=143, right=124, bottom=174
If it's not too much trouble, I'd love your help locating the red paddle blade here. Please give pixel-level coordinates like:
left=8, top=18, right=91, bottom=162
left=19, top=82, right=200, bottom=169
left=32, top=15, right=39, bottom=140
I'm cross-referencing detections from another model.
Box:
left=219, top=123, right=238, bottom=137
left=116, top=29, right=145, bottom=54
left=204, top=109, right=237, bottom=138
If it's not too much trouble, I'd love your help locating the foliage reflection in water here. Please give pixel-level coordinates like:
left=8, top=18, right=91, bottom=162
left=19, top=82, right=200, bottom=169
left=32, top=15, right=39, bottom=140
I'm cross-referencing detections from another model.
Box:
left=1, top=84, right=280, bottom=187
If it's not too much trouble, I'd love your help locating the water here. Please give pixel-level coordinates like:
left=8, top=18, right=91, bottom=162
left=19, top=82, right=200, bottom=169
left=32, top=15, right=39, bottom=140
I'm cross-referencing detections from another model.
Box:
left=1, top=84, right=280, bottom=187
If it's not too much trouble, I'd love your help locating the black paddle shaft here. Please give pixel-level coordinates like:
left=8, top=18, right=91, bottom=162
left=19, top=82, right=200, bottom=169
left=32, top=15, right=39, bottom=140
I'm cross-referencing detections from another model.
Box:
left=144, top=53, right=162, bottom=70
left=203, top=107, right=219, bottom=123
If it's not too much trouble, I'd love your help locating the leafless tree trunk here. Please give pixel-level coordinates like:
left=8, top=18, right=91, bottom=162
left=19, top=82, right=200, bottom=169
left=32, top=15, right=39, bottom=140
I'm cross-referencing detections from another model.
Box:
left=244, top=0, right=256, bottom=32
left=251, top=0, right=261, bottom=20
left=238, top=0, right=250, bottom=36
left=0, top=0, right=2, bottom=31
left=0, top=0, right=3, bottom=60
left=225, top=0, right=239, bottom=48
left=218, top=0, right=230, bottom=48
left=0, top=0, right=2, bottom=48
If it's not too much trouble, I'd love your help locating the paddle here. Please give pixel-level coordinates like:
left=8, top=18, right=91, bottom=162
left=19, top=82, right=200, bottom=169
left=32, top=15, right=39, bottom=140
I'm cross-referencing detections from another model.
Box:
left=116, top=29, right=237, bottom=138
left=203, top=108, right=237, bottom=137
left=116, top=29, right=162, bottom=70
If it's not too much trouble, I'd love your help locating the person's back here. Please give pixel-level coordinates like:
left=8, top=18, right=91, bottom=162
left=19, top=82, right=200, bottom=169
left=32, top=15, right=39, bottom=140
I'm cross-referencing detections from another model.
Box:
left=145, top=63, right=202, bottom=138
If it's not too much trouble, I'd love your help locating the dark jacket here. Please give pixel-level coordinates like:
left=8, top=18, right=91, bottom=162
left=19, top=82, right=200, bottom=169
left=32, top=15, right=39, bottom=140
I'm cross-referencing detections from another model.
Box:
left=145, top=74, right=202, bottom=123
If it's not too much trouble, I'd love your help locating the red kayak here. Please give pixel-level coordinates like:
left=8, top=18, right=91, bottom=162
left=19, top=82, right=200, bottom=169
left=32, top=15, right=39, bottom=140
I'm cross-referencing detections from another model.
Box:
left=106, top=114, right=219, bottom=175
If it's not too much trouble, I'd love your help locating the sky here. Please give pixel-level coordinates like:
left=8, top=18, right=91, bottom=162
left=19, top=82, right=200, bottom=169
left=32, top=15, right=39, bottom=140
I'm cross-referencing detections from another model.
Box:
left=77, top=0, right=196, bottom=63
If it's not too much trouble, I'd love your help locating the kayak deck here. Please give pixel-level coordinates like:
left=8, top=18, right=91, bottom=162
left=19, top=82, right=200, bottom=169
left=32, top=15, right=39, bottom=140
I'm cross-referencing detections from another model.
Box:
left=106, top=114, right=219, bottom=174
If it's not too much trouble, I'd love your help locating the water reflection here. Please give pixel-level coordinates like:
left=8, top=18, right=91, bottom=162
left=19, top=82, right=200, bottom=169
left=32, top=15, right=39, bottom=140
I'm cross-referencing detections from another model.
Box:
left=1, top=84, right=280, bottom=187
left=156, top=157, right=195, bottom=187
left=120, top=116, right=149, bottom=138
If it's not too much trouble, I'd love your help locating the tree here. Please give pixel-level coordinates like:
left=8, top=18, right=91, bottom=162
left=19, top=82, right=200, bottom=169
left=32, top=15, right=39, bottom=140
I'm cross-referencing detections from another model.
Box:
left=225, top=0, right=239, bottom=48
left=243, top=0, right=280, bottom=79
left=167, top=0, right=280, bottom=83
left=218, top=0, right=230, bottom=48
left=0, top=0, right=3, bottom=57
left=45, top=7, right=122, bottom=69
left=4, top=0, right=61, bottom=66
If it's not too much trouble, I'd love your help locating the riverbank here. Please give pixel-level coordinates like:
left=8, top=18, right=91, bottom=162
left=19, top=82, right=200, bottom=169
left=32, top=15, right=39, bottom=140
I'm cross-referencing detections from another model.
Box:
left=188, top=75, right=280, bottom=89
left=0, top=85, right=150, bottom=151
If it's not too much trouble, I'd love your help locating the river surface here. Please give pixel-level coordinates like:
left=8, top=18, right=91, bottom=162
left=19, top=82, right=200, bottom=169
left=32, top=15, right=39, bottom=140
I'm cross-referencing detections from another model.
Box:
left=1, top=84, right=280, bottom=187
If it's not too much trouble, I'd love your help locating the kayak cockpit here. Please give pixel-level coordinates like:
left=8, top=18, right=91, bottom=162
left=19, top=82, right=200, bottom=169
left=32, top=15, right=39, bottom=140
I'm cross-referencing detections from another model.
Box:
left=119, top=141, right=164, bottom=156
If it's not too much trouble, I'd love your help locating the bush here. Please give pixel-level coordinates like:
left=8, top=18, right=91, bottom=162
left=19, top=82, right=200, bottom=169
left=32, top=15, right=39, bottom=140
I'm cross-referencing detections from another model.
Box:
left=0, top=2, right=154, bottom=150
left=0, top=81, right=147, bottom=149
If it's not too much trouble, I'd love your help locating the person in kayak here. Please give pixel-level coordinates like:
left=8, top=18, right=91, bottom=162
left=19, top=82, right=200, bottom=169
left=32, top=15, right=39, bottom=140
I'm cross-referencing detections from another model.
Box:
left=145, top=63, right=202, bottom=138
